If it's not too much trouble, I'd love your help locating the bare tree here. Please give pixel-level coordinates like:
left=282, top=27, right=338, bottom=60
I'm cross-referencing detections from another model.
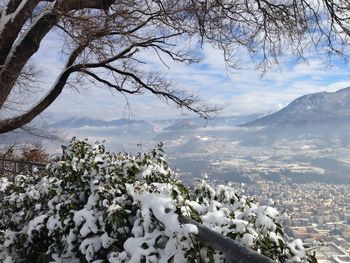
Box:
left=0, top=0, right=349, bottom=134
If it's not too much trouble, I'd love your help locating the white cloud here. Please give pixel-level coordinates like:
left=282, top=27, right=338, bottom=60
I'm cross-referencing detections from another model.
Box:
left=19, top=32, right=350, bottom=122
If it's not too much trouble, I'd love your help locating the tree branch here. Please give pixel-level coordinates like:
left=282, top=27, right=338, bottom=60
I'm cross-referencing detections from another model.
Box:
left=0, top=44, right=86, bottom=134
left=78, top=68, right=141, bottom=94
left=102, top=65, right=216, bottom=118
left=0, top=69, right=75, bottom=134
left=0, top=9, right=61, bottom=109
left=0, top=0, right=118, bottom=109
left=56, top=0, right=116, bottom=12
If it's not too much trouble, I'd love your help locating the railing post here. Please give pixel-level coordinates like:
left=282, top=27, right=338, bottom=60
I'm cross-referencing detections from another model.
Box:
left=14, top=162, right=19, bottom=174
left=0, top=159, right=4, bottom=175
left=0, top=159, right=46, bottom=176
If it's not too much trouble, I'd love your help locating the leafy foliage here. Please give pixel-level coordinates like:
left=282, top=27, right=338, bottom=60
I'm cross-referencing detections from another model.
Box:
left=0, top=138, right=316, bottom=262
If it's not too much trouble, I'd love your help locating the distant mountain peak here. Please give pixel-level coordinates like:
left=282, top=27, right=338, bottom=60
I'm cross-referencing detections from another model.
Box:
left=335, top=86, right=350, bottom=93
left=51, top=117, right=150, bottom=129
left=243, top=87, right=350, bottom=127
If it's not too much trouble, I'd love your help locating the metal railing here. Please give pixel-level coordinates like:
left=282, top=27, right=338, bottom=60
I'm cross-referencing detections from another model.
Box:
left=179, top=215, right=274, bottom=263
left=0, top=158, right=46, bottom=176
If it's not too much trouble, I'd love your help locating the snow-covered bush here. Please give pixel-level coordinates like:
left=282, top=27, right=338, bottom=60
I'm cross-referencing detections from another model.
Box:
left=0, top=138, right=316, bottom=262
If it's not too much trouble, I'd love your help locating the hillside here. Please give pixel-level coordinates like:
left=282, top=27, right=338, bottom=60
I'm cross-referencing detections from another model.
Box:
left=243, top=87, right=350, bottom=126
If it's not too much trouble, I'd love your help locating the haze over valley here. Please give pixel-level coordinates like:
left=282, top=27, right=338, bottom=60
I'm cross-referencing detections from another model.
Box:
left=3, top=87, right=350, bottom=261
left=62, top=87, right=350, bottom=186
left=5, top=87, right=350, bottom=186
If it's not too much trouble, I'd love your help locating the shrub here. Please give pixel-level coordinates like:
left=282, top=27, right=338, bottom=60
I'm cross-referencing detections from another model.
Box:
left=0, top=138, right=316, bottom=262
left=20, top=144, right=49, bottom=164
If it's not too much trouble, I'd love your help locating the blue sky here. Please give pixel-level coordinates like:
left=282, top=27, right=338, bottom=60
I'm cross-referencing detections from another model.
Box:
left=29, top=31, right=350, bottom=123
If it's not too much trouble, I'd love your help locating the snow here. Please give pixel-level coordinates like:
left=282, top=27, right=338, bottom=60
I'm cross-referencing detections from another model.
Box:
left=27, top=214, right=47, bottom=241
left=183, top=223, right=198, bottom=235
left=241, top=233, right=254, bottom=246
left=0, top=177, right=10, bottom=191
left=202, top=209, right=228, bottom=228
left=118, top=182, right=203, bottom=261
left=0, top=139, right=314, bottom=262
left=1, top=3, right=56, bottom=70
left=46, top=215, right=62, bottom=235
left=4, top=256, right=14, bottom=263
left=94, top=156, right=104, bottom=163
left=101, top=233, right=116, bottom=249
left=0, top=13, right=10, bottom=37
left=73, top=208, right=99, bottom=237
left=80, top=236, right=102, bottom=262
left=0, top=1, right=12, bottom=36
left=269, top=232, right=282, bottom=244
left=140, top=165, right=153, bottom=179
left=286, top=239, right=307, bottom=262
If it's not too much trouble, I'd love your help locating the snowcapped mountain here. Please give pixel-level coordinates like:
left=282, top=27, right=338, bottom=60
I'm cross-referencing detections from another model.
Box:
left=243, top=87, right=350, bottom=126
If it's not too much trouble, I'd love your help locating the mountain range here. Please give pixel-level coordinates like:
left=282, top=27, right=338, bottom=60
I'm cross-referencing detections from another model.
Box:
left=3, top=86, right=350, bottom=156
left=51, top=114, right=260, bottom=130
left=52, top=87, right=350, bottom=130
left=243, top=87, right=350, bottom=126
left=51, top=117, right=151, bottom=129
left=3, top=87, right=350, bottom=186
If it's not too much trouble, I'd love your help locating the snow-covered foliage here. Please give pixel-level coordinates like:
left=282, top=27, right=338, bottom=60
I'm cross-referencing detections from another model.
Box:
left=0, top=138, right=317, bottom=262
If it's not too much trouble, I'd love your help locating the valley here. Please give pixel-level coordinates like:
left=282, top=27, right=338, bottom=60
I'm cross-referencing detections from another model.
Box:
left=3, top=87, right=350, bottom=261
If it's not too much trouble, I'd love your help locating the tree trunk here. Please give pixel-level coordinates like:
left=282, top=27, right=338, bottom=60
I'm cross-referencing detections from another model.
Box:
left=0, top=11, right=60, bottom=109
left=0, top=0, right=41, bottom=66
left=0, top=68, right=74, bottom=134
left=0, top=0, right=116, bottom=111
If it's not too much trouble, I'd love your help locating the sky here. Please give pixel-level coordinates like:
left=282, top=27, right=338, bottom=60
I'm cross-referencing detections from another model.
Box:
left=27, top=31, right=350, bottom=123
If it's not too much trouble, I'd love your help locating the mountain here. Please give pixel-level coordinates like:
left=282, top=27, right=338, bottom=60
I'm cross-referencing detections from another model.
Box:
left=51, top=117, right=107, bottom=128
left=52, top=114, right=262, bottom=131
left=0, top=128, right=63, bottom=153
left=163, top=114, right=261, bottom=130
left=108, top=118, right=149, bottom=127
left=243, top=87, right=350, bottom=126
left=164, top=119, right=200, bottom=130
left=51, top=117, right=152, bottom=129
left=209, top=114, right=261, bottom=126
